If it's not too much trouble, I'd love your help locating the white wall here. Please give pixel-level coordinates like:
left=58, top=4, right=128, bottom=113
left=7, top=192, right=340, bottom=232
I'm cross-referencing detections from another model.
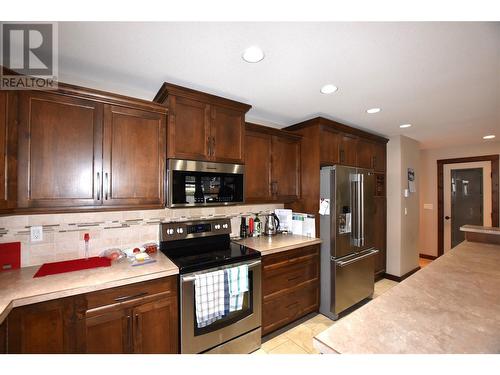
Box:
left=419, top=141, right=500, bottom=257
left=386, top=135, right=420, bottom=277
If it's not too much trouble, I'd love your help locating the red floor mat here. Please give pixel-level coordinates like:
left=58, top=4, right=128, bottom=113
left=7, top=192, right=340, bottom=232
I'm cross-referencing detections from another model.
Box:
left=34, top=256, right=111, bottom=278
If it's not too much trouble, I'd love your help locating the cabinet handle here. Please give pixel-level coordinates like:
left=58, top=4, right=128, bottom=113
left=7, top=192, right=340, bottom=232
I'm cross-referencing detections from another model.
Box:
left=212, top=136, right=215, bottom=156
left=114, top=291, right=148, bottom=302
left=372, top=156, right=377, bottom=169
left=340, top=149, right=345, bottom=163
left=126, top=315, right=132, bottom=350
left=96, top=172, right=101, bottom=201
left=105, top=172, right=109, bottom=200
left=271, top=182, right=278, bottom=195
left=287, top=275, right=301, bottom=282
left=135, top=314, right=141, bottom=341
left=207, top=137, right=211, bottom=156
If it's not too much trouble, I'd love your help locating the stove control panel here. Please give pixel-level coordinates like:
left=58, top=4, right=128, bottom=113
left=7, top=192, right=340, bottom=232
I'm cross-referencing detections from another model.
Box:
left=160, top=218, right=232, bottom=242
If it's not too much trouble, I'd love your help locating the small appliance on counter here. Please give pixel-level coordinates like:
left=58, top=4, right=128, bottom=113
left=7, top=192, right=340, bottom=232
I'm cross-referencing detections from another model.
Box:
left=160, top=218, right=261, bottom=354
left=263, top=211, right=280, bottom=236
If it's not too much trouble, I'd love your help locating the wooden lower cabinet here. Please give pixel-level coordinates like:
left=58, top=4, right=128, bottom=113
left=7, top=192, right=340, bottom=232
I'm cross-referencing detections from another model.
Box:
left=261, top=245, right=320, bottom=336
left=5, top=276, right=179, bottom=354
left=0, top=320, right=7, bottom=353
left=7, top=297, right=76, bottom=353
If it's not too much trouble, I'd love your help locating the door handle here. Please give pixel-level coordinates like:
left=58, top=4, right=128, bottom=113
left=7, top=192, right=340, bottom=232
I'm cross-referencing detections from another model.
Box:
left=445, top=216, right=451, bottom=220
left=336, top=249, right=379, bottom=268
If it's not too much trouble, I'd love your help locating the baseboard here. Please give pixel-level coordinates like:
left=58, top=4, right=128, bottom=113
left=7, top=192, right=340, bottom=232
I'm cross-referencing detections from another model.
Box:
left=384, top=266, right=421, bottom=282
left=419, top=253, right=437, bottom=260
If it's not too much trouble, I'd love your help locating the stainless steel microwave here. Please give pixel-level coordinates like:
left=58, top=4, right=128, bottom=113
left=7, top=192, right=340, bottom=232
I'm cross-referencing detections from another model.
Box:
left=167, top=159, right=245, bottom=208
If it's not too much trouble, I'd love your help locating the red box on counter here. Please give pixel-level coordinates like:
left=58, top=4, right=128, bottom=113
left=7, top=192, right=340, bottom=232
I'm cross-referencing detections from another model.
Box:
left=0, top=242, right=21, bottom=271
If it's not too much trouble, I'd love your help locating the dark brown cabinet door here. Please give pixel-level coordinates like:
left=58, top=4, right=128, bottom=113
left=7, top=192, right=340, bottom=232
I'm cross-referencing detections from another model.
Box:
left=17, top=91, right=103, bottom=208
left=245, top=130, right=272, bottom=202
left=211, top=105, right=245, bottom=163
left=167, top=96, right=210, bottom=161
left=0, top=320, right=6, bottom=354
left=357, top=138, right=374, bottom=169
left=81, top=308, right=132, bottom=354
left=339, top=134, right=358, bottom=166
left=7, top=298, right=75, bottom=354
left=102, top=105, right=166, bottom=207
left=374, top=196, right=386, bottom=275
left=0, top=91, right=17, bottom=211
left=373, top=142, right=386, bottom=172
left=132, top=297, right=178, bottom=354
left=271, top=135, right=301, bottom=202
left=320, top=128, right=340, bottom=165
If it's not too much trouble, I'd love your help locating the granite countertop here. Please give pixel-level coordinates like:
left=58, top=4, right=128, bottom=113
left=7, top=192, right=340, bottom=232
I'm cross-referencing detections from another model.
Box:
left=233, top=234, right=322, bottom=256
left=460, top=225, right=500, bottom=235
left=0, top=252, right=178, bottom=325
left=313, top=240, right=500, bottom=354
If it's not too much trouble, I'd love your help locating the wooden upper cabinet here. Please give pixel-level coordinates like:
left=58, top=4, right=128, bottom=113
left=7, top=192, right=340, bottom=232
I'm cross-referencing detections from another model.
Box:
left=210, top=105, right=245, bottom=163
left=0, top=91, right=17, bottom=212
left=373, top=141, right=387, bottom=172
left=320, top=127, right=340, bottom=165
left=245, top=129, right=272, bottom=202
left=154, top=82, right=250, bottom=164
left=102, top=105, right=166, bottom=207
left=339, top=134, right=358, bottom=166
left=356, top=138, right=374, bottom=169
left=167, top=96, right=210, bottom=161
left=271, top=135, right=301, bottom=201
left=17, top=91, right=103, bottom=209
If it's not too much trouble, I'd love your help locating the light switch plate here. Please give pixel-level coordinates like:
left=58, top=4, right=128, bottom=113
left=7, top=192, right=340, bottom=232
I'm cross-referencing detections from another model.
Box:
left=424, top=203, right=434, bottom=210
left=30, top=226, right=43, bottom=242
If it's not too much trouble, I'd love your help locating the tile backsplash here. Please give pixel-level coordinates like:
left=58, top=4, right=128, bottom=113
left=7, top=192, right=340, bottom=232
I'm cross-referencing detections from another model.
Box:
left=0, top=204, right=283, bottom=268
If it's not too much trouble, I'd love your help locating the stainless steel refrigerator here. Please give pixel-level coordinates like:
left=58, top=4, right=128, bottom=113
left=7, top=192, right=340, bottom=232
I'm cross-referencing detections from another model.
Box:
left=319, top=165, right=379, bottom=320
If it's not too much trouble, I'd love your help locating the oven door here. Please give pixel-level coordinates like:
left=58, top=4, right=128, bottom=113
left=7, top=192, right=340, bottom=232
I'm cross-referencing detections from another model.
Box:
left=180, top=259, right=262, bottom=354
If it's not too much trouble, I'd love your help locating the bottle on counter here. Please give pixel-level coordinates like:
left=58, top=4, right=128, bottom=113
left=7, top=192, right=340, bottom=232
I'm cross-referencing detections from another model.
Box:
left=248, top=217, right=254, bottom=237
left=239, top=216, right=247, bottom=238
left=254, top=214, right=261, bottom=237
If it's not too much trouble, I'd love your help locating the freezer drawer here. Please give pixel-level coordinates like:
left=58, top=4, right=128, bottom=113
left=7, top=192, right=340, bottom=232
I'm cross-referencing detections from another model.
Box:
left=333, top=248, right=378, bottom=315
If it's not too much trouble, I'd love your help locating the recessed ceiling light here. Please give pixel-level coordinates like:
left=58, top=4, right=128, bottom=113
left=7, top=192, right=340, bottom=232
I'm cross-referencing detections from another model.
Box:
left=483, top=135, right=496, bottom=140
left=320, top=84, right=338, bottom=94
left=400, top=124, right=412, bottom=128
left=366, top=108, right=381, bottom=114
left=242, top=46, right=264, bottom=63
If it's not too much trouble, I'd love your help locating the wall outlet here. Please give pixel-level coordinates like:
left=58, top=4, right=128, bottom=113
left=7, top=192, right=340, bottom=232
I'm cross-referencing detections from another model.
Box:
left=30, top=226, right=43, bottom=242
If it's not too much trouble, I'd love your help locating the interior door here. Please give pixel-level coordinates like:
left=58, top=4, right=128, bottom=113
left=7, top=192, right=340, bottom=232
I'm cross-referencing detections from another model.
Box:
left=443, top=161, right=492, bottom=252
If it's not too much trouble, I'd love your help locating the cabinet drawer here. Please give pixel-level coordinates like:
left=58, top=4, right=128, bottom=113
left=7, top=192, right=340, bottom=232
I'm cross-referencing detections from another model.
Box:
left=85, top=276, right=176, bottom=310
left=262, top=280, right=319, bottom=335
left=262, top=254, right=318, bottom=297
left=262, top=245, right=319, bottom=270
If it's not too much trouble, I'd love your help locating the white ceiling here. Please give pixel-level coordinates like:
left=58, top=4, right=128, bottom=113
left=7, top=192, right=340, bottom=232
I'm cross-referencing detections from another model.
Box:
left=56, top=22, right=500, bottom=149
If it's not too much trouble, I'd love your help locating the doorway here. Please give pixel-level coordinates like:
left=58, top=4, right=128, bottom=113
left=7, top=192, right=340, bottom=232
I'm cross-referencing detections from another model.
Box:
left=437, top=155, right=499, bottom=257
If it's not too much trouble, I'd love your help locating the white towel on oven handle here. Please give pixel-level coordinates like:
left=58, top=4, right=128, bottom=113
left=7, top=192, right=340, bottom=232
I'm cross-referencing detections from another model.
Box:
left=194, top=269, right=225, bottom=328
left=226, top=264, right=249, bottom=312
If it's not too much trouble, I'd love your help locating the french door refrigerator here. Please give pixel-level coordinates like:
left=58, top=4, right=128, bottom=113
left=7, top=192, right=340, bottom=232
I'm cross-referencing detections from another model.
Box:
left=319, top=165, right=379, bottom=320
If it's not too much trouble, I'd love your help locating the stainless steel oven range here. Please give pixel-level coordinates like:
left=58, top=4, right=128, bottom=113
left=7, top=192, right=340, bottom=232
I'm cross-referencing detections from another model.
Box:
left=160, top=218, right=261, bottom=354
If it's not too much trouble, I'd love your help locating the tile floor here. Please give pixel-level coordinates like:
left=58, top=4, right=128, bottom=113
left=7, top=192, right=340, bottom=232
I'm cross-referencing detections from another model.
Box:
left=253, top=278, right=399, bottom=354
left=419, top=257, right=433, bottom=268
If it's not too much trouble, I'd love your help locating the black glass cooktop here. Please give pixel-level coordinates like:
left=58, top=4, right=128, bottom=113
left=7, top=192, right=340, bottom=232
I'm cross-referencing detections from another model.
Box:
left=160, top=235, right=260, bottom=274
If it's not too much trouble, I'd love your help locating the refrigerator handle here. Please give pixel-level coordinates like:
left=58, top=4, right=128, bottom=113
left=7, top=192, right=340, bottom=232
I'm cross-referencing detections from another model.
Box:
left=360, top=173, right=365, bottom=247
left=357, top=173, right=362, bottom=247
left=351, top=176, right=359, bottom=247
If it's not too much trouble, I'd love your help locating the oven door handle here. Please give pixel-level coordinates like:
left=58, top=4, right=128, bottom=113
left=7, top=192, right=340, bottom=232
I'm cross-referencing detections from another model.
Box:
left=181, top=260, right=261, bottom=283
